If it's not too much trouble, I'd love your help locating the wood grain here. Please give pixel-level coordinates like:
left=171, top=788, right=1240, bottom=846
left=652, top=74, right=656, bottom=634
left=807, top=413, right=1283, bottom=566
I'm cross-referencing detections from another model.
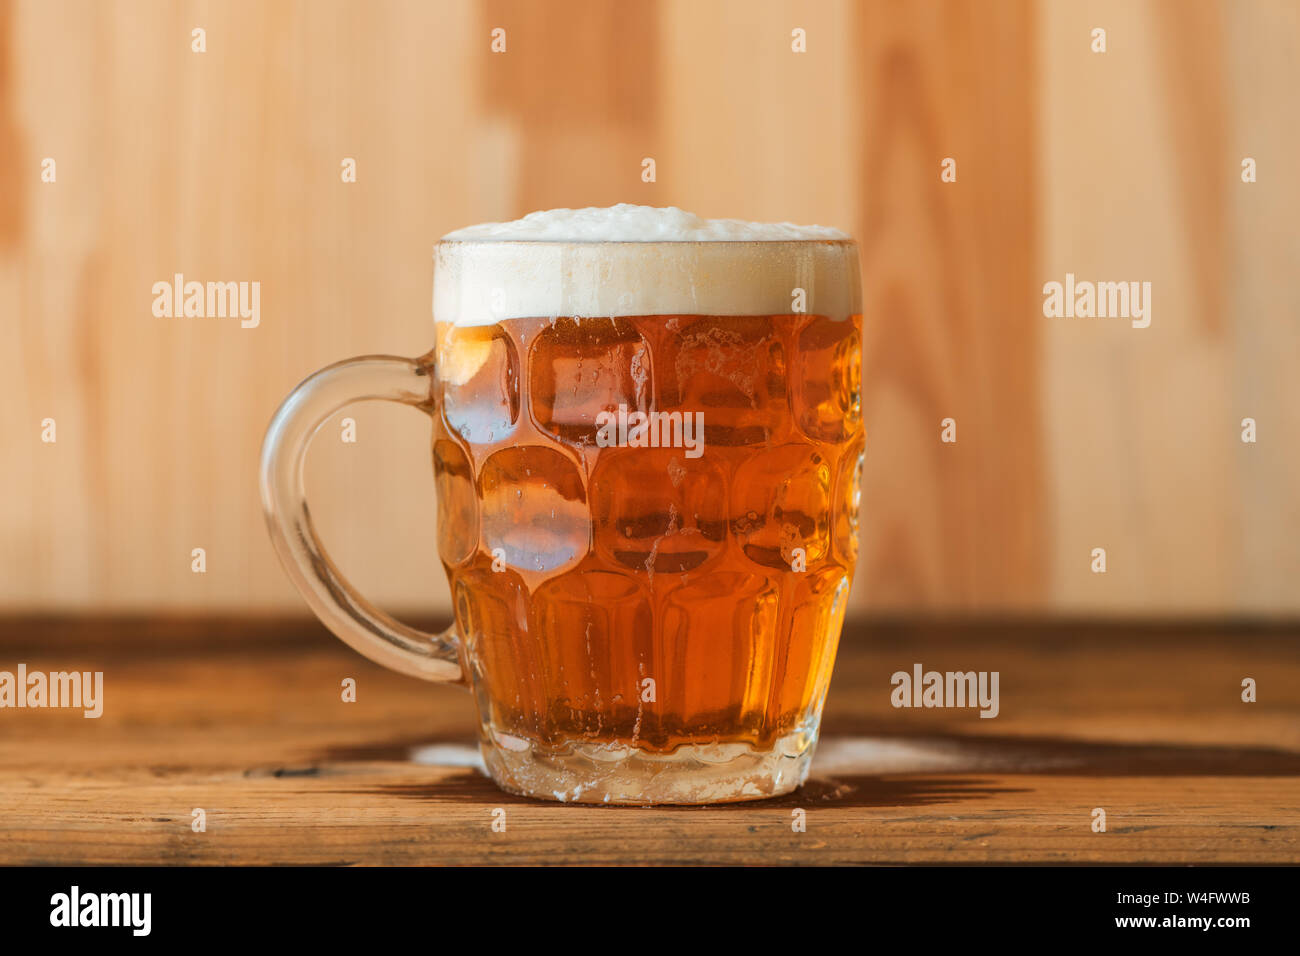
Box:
left=1039, top=0, right=1300, bottom=615
left=0, top=0, right=1297, bottom=617
left=0, top=617, right=1296, bottom=864
left=852, top=0, right=1046, bottom=612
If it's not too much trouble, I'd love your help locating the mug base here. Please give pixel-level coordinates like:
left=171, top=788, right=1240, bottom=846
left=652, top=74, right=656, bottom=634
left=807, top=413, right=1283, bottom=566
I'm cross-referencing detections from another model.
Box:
left=480, top=730, right=817, bottom=805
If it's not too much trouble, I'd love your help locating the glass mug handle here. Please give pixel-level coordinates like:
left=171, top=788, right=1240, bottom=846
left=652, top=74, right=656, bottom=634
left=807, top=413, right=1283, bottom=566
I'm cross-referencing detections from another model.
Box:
left=259, top=353, right=463, bottom=684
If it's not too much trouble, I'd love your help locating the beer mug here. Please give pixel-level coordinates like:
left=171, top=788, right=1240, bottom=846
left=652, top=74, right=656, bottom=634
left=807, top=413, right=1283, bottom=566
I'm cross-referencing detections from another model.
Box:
left=261, top=206, right=863, bottom=804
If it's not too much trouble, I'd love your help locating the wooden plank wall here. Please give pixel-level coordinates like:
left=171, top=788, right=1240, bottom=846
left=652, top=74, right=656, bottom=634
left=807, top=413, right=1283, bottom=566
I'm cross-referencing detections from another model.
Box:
left=850, top=1, right=1045, bottom=613
left=1, top=0, right=1296, bottom=617
left=1041, top=0, right=1300, bottom=616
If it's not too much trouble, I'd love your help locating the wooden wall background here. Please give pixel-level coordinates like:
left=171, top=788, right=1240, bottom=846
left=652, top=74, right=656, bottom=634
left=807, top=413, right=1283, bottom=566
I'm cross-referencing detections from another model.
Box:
left=2, top=0, right=1296, bottom=617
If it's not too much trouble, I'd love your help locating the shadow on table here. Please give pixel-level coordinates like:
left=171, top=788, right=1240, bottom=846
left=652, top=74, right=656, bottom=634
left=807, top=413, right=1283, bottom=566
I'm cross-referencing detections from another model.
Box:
left=307, top=726, right=1300, bottom=810
left=348, top=774, right=1025, bottom=809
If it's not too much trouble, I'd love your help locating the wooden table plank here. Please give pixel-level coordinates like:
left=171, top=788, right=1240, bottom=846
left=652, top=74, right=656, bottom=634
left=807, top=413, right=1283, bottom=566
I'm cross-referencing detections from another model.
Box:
left=1, top=618, right=1296, bottom=864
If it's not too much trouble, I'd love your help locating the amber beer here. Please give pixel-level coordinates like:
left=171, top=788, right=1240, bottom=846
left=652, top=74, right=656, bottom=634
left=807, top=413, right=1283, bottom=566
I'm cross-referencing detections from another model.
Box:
left=430, top=219, right=865, bottom=803
left=436, top=310, right=862, bottom=780
left=262, top=207, right=862, bottom=805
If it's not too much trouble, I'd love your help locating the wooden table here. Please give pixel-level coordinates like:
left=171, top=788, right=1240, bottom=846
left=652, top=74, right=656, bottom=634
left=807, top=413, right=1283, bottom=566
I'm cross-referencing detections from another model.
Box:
left=1, top=618, right=1296, bottom=865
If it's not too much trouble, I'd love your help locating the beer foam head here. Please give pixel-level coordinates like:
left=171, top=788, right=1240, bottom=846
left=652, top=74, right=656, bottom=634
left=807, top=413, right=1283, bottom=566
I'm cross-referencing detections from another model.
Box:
left=435, top=205, right=859, bottom=326
left=441, top=204, right=850, bottom=242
